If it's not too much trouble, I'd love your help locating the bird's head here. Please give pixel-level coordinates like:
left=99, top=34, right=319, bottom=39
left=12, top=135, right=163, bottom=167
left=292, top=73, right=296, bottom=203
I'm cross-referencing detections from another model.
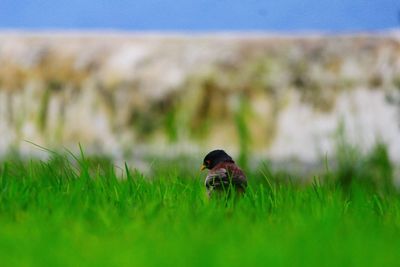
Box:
left=200, top=150, right=234, bottom=171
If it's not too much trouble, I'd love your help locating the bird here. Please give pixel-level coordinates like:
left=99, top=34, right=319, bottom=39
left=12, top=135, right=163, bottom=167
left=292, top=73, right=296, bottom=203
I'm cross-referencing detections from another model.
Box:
left=200, top=150, right=247, bottom=197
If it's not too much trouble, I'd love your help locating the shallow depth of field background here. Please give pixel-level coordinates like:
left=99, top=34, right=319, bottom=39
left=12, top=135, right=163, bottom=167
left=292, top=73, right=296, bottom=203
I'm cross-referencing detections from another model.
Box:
left=1, top=1, right=400, bottom=267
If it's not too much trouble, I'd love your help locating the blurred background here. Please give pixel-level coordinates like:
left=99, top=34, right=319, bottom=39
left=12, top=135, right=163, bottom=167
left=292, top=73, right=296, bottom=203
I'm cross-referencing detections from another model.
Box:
left=0, top=0, right=399, bottom=170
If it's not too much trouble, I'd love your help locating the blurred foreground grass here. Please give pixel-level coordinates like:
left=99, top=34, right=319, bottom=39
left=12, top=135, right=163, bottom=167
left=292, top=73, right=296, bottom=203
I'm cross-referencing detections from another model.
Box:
left=0, top=144, right=399, bottom=267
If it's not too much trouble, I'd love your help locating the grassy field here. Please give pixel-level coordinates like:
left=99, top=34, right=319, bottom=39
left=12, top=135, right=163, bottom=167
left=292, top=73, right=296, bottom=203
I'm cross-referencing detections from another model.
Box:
left=0, top=145, right=399, bottom=267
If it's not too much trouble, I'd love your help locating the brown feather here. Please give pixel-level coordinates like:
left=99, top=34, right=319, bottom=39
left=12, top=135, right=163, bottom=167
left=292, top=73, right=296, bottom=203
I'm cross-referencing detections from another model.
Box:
left=205, top=162, right=247, bottom=196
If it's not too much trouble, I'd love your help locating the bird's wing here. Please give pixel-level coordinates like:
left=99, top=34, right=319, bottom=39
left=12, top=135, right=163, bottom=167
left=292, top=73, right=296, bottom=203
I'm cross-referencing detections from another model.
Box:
left=228, top=167, right=247, bottom=189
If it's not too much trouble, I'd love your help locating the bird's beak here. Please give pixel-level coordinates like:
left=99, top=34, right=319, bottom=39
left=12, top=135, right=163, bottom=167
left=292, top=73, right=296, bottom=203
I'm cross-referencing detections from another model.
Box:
left=200, top=164, right=206, bottom=171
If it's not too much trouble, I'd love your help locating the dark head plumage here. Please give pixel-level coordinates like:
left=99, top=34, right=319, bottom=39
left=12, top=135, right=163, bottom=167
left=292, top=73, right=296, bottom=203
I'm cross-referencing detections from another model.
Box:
left=201, top=149, right=234, bottom=170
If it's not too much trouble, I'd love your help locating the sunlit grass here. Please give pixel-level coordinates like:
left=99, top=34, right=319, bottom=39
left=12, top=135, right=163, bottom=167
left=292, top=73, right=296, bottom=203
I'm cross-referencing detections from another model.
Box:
left=0, top=145, right=399, bottom=267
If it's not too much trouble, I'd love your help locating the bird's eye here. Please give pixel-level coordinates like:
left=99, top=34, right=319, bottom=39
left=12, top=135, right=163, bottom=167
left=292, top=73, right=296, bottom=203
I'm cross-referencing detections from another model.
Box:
left=205, top=160, right=210, bottom=166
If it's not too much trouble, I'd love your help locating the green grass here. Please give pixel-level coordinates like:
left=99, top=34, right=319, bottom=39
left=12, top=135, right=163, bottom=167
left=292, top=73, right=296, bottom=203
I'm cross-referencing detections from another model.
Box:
left=0, top=146, right=399, bottom=267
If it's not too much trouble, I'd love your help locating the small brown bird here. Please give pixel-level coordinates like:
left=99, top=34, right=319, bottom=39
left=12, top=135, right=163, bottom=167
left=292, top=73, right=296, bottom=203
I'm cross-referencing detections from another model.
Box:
left=201, top=150, right=247, bottom=197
